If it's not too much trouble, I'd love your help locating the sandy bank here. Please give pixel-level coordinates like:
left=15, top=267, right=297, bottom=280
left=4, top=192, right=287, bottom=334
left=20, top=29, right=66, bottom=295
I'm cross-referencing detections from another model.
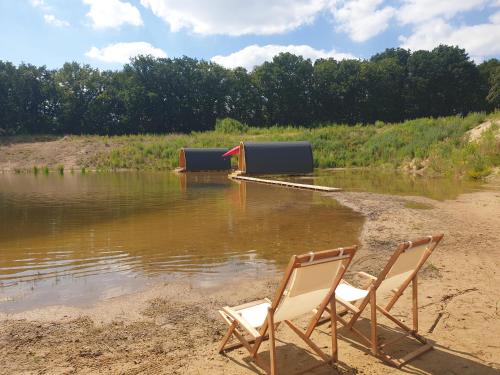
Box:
left=1, top=188, right=499, bottom=374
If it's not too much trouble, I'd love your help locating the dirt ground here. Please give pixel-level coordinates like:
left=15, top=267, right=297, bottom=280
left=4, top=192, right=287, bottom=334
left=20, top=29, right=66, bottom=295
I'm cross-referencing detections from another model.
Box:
left=0, top=135, right=113, bottom=171
left=1, top=186, right=499, bottom=374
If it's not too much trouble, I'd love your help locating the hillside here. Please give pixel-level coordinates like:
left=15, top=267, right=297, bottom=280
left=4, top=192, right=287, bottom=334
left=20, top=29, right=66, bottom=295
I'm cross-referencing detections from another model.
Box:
left=0, top=112, right=499, bottom=179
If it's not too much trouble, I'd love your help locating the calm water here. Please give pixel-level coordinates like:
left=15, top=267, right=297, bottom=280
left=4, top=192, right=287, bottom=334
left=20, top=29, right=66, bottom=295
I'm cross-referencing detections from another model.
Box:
left=0, top=170, right=488, bottom=312
left=0, top=172, right=362, bottom=312
left=284, top=169, right=488, bottom=201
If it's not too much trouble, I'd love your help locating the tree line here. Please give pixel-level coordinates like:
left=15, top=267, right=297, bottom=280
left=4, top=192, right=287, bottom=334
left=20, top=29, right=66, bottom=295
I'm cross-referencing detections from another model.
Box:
left=0, top=45, right=498, bottom=135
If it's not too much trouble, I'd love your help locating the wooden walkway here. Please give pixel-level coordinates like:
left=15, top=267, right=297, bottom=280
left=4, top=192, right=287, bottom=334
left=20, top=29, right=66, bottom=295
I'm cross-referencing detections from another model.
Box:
left=229, top=174, right=341, bottom=192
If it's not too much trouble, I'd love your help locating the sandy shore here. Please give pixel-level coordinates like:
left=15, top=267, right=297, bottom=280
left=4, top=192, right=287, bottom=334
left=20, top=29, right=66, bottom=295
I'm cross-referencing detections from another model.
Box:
left=1, top=187, right=499, bottom=374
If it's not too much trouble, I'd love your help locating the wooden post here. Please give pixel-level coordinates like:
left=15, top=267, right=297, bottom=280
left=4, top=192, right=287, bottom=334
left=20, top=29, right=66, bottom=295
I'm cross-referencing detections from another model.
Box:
left=412, top=274, right=418, bottom=332
left=370, top=288, right=378, bottom=355
left=268, top=309, right=277, bottom=375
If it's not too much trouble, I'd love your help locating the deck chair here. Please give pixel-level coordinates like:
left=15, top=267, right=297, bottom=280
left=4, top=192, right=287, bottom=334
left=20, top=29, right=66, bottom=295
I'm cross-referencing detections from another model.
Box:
left=218, top=245, right=357, bottom=375
left=331, top=234, right=444, bottom=368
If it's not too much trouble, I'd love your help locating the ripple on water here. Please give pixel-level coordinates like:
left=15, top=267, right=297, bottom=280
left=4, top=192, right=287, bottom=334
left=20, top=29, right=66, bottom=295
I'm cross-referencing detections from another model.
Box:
left=0, top=171, right=363, bottom=312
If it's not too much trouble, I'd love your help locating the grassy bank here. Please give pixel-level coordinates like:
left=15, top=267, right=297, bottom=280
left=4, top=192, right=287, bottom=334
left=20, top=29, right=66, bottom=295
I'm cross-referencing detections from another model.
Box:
left=86, top=112, right=499, bottom=179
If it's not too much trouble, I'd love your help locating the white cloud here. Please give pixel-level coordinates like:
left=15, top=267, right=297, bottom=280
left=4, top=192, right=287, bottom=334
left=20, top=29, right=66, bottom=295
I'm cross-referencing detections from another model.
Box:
left=43, top=14, right=70, bottom=27
left=397, top=0, right=490, bottom=25
left=139, top=0, right=326, bottom=35
left=85, top=42, right=167, bottom=64
left=30, top=0, right=45, bottom=8
left=399, top=13, right=500, bottom=61
left=30, top=0, right=51, bottom=11
left=491, top=9, right=500, bottom=23
left=211, top=44, right=356, bottom=70
left=330, top=0, right=396, bottom=42
left=83, top=0, right=143, bottom=29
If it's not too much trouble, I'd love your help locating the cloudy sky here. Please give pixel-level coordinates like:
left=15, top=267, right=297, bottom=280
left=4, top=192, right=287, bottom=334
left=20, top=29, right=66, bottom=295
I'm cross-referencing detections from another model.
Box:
left=1, top=0, right=499, bottom=70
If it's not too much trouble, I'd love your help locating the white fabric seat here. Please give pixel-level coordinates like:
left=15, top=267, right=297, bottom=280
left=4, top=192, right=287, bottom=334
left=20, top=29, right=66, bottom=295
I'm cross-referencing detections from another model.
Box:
left=236, top=301, right=271, bottom=328
left=336, top=282, right=369, bottom=302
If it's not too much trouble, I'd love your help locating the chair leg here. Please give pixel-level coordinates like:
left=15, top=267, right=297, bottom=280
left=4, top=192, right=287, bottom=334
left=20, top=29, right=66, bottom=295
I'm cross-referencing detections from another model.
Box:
left=370, top=289, right=378, bottom=355
left=218, top=321, right=237, bottom=353
left=268, top=311, right=277, bottom=375
left=412, top=275, right=418, bottom=332
left=218, top=311, right=271, bottom=373
left=330, top=299, right=338, bottom=363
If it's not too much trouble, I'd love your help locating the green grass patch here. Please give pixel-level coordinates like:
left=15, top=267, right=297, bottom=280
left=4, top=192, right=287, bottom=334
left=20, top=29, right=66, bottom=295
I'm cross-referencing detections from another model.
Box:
left=91, top=111, right=499, bottom=178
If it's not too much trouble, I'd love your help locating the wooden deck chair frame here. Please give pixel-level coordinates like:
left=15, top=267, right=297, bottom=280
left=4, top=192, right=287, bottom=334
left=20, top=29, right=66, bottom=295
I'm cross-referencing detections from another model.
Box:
left=218, top=245, right=357, bottom=375
left=330, top=234, right=444, bottom=368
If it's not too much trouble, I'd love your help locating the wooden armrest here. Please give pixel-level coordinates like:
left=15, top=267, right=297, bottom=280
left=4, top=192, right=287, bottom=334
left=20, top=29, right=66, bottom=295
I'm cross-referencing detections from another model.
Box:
left=357, top=271, right=377, bottom=281
left=222, top=306, right=262, bottom=338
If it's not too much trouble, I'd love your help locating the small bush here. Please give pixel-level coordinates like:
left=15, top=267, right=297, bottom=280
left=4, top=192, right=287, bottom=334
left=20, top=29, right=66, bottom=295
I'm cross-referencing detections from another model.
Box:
left=214, top=118, right=249, bottom=134
left=57, top=164, right=64, bottom=175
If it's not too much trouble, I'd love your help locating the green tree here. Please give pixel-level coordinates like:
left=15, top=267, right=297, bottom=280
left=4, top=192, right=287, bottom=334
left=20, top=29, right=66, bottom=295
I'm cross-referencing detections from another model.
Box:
left=226, top=67, right=263, bottom=126
left=312, top=58, right=341, bottom=123
left=0, top=46, right=494, bottom=135
left=252, top=53, right=314, bottom=125
left=362, top=54, right=407, bottom=122
left=0, top=61, right=19, bottom=134
left=329, top=59, right=364, bottom=123
left=406, top=45, right=480, bottom=118
left=54, top=62, right=104, bottom=134
left=486, top=66, right=500, bottom=108
left=478, top=59, right=500, bottom=110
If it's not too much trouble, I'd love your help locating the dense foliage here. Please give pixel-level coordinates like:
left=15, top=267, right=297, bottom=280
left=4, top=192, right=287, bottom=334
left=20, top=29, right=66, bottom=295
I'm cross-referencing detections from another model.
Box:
left=90, top=112, right=498, bottom=179
left=0, top=45, right=498, bottom=135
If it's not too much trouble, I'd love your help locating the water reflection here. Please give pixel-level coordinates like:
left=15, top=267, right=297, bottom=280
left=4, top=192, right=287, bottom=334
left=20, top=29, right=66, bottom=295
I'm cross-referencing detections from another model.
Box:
left=286, top=169, right=487, bottom=201
left=0, top=172, right=362, bottom=311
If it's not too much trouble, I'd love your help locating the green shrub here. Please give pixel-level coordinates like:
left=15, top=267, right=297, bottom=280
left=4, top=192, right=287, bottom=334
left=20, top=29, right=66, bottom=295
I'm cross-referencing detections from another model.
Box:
left=215, top=118, right=249, bottom=134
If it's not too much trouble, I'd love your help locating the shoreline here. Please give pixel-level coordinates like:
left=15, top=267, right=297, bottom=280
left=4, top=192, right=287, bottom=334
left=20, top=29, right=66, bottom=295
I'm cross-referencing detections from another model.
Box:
left=1, top=188, right=499, bottom=374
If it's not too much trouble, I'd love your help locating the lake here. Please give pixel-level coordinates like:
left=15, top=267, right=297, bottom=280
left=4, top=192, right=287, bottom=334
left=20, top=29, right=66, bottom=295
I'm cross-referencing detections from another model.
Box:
left=0, top=170, right=487, bottom=312
left=0, top=171, right=364, bottom=312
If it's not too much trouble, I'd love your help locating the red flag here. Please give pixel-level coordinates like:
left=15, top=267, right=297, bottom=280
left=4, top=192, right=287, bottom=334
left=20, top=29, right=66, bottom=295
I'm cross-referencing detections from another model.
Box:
left=222, top=145, right=240, bottom=157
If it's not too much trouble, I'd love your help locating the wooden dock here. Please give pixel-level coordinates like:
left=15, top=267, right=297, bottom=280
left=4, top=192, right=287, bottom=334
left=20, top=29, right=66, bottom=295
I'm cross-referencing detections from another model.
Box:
left=229, top=174, right=342, bottom=192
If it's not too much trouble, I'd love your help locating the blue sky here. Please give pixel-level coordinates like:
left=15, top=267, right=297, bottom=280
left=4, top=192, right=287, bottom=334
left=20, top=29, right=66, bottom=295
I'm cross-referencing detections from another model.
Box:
left=0, top=0, right=499, bottom=70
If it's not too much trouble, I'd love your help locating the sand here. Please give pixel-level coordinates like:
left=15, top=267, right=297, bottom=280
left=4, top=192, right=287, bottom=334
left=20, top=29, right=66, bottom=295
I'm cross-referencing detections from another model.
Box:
left=0, top=136, right=105, bottom=172
left=1, top=187, right=499, bottom=374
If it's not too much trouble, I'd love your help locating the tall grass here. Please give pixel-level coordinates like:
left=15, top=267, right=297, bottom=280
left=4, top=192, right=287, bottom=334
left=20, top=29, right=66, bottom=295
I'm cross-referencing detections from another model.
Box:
left=92, top=112, right=499, bottom=178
